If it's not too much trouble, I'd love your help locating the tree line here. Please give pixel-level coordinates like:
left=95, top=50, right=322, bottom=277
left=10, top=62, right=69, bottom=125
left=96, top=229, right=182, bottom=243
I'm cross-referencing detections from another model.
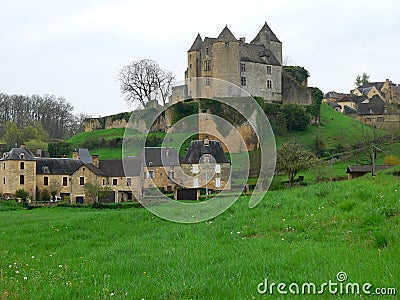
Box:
left=0, top=93, right=87, bottom=146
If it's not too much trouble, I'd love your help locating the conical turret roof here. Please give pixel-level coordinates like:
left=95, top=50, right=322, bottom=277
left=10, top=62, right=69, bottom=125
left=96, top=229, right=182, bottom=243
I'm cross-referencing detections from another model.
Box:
left=251, top=21, right=281, bottom=44
left=188, top=33, right=203, bottom=51
left=216, top=26, right=238, bottom=42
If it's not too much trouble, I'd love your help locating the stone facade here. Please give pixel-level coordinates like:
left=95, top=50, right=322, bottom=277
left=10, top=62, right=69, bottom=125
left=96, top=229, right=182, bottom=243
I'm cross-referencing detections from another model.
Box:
left=0, top=148, right=142, bottom=203
left=172, top=22, right=283, bottom=103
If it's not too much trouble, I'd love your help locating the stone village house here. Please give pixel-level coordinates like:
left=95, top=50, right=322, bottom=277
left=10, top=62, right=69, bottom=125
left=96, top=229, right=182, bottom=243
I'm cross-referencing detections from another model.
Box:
left=0, top=148, right=142, bottom=203
left=0, top=139, right=231, bottom=203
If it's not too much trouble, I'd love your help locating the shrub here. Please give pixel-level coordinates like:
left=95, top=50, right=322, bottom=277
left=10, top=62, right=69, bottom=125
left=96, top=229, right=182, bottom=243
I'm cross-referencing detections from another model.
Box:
left=383, top=155, right=400, bottom=166
left=15, top=189, right=29, bottom=201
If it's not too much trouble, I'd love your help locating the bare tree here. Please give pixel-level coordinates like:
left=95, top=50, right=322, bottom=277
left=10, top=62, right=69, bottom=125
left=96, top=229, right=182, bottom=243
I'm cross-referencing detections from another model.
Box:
left=117, top=59, right=175, bottom=108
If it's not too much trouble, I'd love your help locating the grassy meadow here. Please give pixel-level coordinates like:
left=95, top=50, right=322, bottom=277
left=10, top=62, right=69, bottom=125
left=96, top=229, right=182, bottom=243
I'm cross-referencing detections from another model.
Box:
left=1, top=170, right=399, bottom=299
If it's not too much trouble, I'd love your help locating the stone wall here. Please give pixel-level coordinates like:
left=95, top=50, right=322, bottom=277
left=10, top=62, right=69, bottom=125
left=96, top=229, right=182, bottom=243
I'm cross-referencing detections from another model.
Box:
left=355, top=114, right=400, bottom=130
left=282, top=74, right=312, bottom=105
left=84, top=108, right=166, bottom=133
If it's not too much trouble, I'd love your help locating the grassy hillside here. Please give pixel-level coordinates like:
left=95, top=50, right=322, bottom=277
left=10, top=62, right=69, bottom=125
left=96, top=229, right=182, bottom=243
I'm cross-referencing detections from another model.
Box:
left=0, top=169, right=399, bottom=299
left=65, top=104, right=386, bottom=158
left=275, top=104, right=385, bottom=150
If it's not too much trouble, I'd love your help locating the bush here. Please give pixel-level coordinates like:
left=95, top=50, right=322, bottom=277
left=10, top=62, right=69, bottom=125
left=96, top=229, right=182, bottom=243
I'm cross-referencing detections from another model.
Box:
left=278, top=104, right=311, bottom=132
left=41, top=188, right=51, bottom=201
left=15, top=189, right=29, bottom=201
left=384, top=155, right=400, bottom=166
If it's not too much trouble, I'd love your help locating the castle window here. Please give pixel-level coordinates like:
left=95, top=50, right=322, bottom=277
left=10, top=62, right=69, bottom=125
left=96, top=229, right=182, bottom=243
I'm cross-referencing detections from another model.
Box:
left=113, top=178, right=118, bottom=186
left=267, top=80, right=272, bottom=89
left=79, top=177, right=84, bottom=185
left=3, top=163, right=5, bottom=170
left=225, top=42, right=229, bottom=47
left=63, top=177, right=68, bottom=186
left=377, top=117, right=385, bottom=122
left=204, top=60, right=211, bottom=71
left=205, top=47, right=209, bottom=55
left=103, top=178, right=106, bottom=185
left=127, top=177, right=132, bottom=186
left=215, top=164, right=221, bottom=174
left=267, top=66, right=272, bottom=75
left=205, top=77, right=211, bottom=86
left=193, top=164, right=199, bottom=174
left=20, top=162, right=24, bottom=170
left=189, top=64, right=192, bottom=69
left=241, top=63, right=246, bottom=72
left=44, top=176, right=49, bottom=186
left=193, top=177, right=199, bottom=188
left=20, top=175, right=25, bottom=185
left=3, top=178, right=5, bottom=185
left=365, top=118, right=371, bottom=122
left=168, top=171, right=174, bottom=180
left=241, top=76, right=247, bottom=86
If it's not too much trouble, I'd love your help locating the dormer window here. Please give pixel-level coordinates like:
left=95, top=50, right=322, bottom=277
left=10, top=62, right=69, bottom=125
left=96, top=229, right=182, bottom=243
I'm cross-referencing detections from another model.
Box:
left=42, top=166, right=50, bottom=174
left=205, top=47, right=209, bottom=55
left=149, top=161, right=153, bottom=167
left=225, top=42, right=229, bottom=47
left=19, top=153, right=24, bottom=159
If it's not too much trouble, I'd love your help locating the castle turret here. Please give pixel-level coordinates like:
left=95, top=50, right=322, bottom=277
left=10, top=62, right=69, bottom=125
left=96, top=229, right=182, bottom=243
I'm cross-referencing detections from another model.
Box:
left=251, top=22, right=282, bottom=65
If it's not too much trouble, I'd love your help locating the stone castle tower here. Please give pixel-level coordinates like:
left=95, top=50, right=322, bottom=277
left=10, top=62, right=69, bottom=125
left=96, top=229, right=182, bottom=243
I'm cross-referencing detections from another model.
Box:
left=172, top=22, right=283, bottom=103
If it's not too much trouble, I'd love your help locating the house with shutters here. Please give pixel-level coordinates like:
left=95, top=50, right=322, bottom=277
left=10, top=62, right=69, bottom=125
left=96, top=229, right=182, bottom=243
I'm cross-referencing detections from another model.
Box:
left=177, top=138, right=231, bottom=200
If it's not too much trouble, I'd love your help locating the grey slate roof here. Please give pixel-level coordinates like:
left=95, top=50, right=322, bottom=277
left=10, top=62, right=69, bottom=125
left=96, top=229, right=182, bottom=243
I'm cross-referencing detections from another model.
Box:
left=357, top=95, right=386, bottom=115
left=357, top=82, right=385, bottom=90
left=343, top=105, right=357, bottom=115
left=251, top=22, right=281, bottom=44
left=99, top=158, right=142, bottom=177
left=79, top=148, right=93, bottom=164
left=188, top=33, right=203, bottom=52
left=36, top=158, right=82, bottom=175
left=240, top=43, right=280, bottom=66
left=181, top=140, right=229, bottom=164
left=1, top=148, right=36, bottom=161
left=139, top=147, right=181, bottom=167
left=216, top=26, right=238, bottom=42
left=347, top=165, right=392, bottom=174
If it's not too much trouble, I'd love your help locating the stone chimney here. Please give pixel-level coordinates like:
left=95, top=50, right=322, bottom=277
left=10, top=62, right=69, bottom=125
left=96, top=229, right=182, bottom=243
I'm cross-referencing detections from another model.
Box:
left=36, top=148, right=42, bottom=158
left=20, top=144, right=26, bottom=149
left=240, top=37, right=245, bottom=43
left=92, top=154, right=99, bottom=168
left=73, top=149, right=79, bottom=160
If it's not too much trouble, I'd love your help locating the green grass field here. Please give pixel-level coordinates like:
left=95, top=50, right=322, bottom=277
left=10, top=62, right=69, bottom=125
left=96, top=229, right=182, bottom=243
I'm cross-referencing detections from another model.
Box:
left=1, top=170, right=399, bottom=299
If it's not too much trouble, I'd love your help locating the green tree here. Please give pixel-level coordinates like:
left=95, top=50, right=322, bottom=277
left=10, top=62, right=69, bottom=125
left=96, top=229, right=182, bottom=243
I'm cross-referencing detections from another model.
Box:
left=49, top=180, right=62, bottom=201
left=83, top=182, right=112, bottom=203
left=277, top=143, right=317, bottom=187
left=354, top=72, right=370, bottom=87
left=3, top=121, right=21, bottom=149
left=279, top=104, right=311, bottom=132
left=308, top=87, right=324, bottom=124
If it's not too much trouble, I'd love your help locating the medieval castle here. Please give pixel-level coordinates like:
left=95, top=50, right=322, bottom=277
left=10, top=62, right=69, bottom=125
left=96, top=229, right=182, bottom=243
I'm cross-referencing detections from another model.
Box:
left=172, top=22, right=283, bottom=103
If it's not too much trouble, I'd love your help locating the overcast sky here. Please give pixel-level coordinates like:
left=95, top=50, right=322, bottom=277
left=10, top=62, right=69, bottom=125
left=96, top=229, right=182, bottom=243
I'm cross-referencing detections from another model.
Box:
left=1, top=0, right=399, bottom=117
